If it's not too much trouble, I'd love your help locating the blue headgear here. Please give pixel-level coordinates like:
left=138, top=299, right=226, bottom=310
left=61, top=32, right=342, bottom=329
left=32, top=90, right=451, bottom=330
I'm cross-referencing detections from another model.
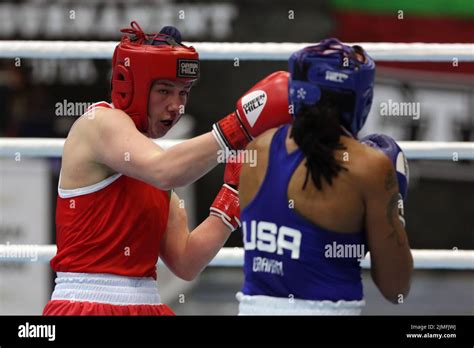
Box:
left=288, top=38, right=375, bottom=136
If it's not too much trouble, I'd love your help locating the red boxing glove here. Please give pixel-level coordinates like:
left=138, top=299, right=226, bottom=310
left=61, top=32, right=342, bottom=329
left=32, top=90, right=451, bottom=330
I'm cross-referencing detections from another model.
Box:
left=223, top=155, right=242, bottom=188
left=209, top=157, right=242, bottom=231
left=212, top=71, right=292, bottom=150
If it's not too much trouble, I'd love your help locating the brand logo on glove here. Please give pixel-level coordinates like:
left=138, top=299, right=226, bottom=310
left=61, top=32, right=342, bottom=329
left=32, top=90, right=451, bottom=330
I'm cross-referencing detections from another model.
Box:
left=241, top=90, right=267, bottom=127
left=177, top=59, right=199, bottom=78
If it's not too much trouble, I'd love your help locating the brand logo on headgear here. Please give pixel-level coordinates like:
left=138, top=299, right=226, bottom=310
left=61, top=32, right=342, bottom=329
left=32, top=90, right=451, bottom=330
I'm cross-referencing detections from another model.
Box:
left=325, top=71, right=348, bottom=83
left=177, top=59, right=199, bottom=78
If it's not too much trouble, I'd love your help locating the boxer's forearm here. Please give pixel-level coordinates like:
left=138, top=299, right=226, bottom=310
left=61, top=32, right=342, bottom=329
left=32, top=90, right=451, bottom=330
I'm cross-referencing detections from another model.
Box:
left=151, top=132, right=220, bottom=190
left=178, top=216, right=231, bottom=280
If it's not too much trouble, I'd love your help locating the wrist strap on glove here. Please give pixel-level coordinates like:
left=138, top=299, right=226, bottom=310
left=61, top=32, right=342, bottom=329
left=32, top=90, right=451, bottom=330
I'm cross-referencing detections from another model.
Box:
left=209, top=184, right=241, bottom=232
left=212, top=112, right=252, bottom=151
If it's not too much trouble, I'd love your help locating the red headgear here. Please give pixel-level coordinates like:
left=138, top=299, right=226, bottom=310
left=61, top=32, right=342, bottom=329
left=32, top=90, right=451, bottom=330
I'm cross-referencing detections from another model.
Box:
left=111, top=21, right=200, bottom=132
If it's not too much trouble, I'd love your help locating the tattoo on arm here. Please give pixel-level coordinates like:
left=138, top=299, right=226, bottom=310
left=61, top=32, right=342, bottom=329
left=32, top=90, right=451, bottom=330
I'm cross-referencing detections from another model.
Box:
left=385, top=171, right=406, bottom=246
left=385, top=169, right=397, bottom=191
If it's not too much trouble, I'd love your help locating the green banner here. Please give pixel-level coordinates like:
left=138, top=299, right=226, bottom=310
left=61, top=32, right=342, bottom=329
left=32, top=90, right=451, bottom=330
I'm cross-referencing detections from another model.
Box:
left=332, top=0, right=474, bottom=17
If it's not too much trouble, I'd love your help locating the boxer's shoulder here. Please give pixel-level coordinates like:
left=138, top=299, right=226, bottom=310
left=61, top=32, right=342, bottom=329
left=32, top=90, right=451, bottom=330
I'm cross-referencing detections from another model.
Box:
left=83, top=106, right=131, bottom=133
left=361, top=146, right=396, bottom=193
left=65, top=105, right=125, bottom=140
left=61, top=106, right=120, bottom=188
left=244, top=127, right=279, bottom=176
left=343, top=137, right=395, bottom=191
left=239, top=128, right=279, bottom=208
left=247, top=127, right=279, bottom=152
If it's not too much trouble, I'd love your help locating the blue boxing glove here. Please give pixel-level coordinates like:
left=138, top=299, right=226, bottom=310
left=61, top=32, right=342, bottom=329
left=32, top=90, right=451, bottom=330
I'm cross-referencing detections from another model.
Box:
left=361, top=133, right=409, bottom=226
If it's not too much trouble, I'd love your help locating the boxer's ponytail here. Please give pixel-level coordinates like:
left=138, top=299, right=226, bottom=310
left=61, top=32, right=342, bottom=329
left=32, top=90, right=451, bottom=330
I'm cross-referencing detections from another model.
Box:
left=290, top=92, right=348, bottom=190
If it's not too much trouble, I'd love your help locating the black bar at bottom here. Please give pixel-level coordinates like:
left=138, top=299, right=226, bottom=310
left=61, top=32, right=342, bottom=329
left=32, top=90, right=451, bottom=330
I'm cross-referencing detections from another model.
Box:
left=0, top=315, right=471, bottom=346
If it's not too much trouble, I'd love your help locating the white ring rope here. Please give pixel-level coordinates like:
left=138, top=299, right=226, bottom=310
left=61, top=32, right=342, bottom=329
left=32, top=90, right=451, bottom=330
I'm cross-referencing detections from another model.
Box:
left=0, top=41, right=472, bottom=61
left=0, top=245, right=472, bottom=270
left=0, top=138, right=473, bottom=160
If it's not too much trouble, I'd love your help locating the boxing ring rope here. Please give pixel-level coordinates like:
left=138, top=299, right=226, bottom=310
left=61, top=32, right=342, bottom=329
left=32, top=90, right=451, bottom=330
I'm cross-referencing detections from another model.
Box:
left=0, top=41, right=473, bottom=61
left=1, top=138, right=473, bottom=160
left=0, top=244, right=472, bottom=270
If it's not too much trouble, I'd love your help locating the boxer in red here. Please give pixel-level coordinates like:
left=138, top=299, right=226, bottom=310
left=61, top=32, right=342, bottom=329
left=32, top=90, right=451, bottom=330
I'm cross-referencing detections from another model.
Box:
left=42, top=21, right=291, bottom=315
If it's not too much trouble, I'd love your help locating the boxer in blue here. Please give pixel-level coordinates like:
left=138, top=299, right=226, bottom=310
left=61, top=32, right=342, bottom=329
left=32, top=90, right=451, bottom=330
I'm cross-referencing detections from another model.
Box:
left=237, top=39, right=413, bottom=315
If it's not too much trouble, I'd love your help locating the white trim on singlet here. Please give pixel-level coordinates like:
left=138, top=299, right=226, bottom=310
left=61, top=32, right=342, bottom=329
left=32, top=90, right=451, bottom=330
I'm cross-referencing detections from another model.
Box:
left=79, top=101, right=115, bottom=120
left=58, top=172, right=122, bottom=198
left=87, top=101, right=114, bottom=110
left=51, top=272, right=162, bottom=306
left=236, top=292, right=365, bottom=315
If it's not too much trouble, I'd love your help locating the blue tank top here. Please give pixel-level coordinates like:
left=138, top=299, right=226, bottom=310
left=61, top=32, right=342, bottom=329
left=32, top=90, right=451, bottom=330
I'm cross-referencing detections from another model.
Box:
left=241, top=124, right=367, bottom=301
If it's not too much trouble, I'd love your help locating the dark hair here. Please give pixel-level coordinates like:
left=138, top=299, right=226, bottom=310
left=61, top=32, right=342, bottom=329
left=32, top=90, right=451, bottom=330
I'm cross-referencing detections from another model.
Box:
left=290, top=91, right=350, bottom=190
